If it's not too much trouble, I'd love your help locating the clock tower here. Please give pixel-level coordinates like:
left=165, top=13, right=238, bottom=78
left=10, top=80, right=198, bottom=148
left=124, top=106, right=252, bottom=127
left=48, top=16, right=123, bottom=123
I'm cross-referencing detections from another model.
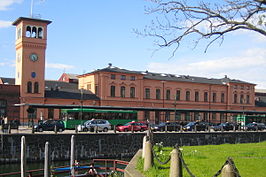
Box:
left=13, top=17, right=51, bottom=98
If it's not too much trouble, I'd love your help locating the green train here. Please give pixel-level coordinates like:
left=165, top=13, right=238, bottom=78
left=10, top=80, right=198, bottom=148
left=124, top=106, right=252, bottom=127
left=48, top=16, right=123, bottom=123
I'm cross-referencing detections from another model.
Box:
left=236, top=114, right=266, bottom=126
left=61, top=108, right=137, bottom=129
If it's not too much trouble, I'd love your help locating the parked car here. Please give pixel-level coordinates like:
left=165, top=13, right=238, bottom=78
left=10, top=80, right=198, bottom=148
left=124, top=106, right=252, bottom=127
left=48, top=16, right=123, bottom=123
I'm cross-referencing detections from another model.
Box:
left=77, top=119, right=111, bottom=132
left=151, top=122, right=181, bottom=132
left=116, top=121, right=147, bottom=132
left=245, top=122, right=266, bottom=131
left=212, top=122, right=238, bottom=131
left=34, top=120, right=65, bottom=132
left=183, top=121, right=209, bottom=131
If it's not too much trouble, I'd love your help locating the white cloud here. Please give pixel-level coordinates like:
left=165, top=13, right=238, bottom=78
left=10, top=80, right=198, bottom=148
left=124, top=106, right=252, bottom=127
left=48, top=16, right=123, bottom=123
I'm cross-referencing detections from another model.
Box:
left=0, top=0, right=23, bottom=11
left=0, top=20, right=12, bottom=28
left=147, top=48, right=266, bottom=88
left=46, top=63, right=75, bottom=70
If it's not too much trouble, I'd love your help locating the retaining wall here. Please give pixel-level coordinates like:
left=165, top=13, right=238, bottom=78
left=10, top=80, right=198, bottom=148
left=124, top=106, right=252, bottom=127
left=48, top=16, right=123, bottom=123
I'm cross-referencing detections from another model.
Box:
left=0, top=132, right=266, bottom=164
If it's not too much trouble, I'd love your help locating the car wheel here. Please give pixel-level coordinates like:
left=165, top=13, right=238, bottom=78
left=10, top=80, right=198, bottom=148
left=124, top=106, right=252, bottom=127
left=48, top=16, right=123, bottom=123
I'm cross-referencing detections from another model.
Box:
left=83, top=127, right=88, bottom=132
left=103, top=127, right=108, bottom=132
left=58, top=128, right=63, bottom=132
left=124, top=128, right=128, bottom=132
left=39, top=128, right=43, bottom=132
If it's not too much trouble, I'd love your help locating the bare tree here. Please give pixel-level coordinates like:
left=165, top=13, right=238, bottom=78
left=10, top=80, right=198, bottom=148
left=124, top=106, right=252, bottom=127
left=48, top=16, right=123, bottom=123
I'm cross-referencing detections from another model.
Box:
left=140, top=0, right=266, bottom=53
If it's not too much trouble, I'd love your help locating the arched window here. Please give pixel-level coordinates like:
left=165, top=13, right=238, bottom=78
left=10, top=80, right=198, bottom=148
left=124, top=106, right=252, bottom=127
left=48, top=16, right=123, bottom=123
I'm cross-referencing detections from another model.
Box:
left=38, top=27, right=43, bottom=39
left=234, top=93, right=237, bottom=104
left=120, top=86, right=125, bottom=98
left=130, top=87, right=135, bottom=98
left=27, top=81, right=32, bottom=93
left=34, top=82, right=39, bottom=93
left=32, top=26, right=37, bottom=38
left=26, top=26, right=31, bottom=37
left=186, top=91, right=190, bottom=101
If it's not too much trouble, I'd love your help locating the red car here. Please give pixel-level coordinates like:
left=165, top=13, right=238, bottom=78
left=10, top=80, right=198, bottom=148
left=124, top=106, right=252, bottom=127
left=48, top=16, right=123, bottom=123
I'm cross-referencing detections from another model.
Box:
left=116, top=122, right=148, bottom=132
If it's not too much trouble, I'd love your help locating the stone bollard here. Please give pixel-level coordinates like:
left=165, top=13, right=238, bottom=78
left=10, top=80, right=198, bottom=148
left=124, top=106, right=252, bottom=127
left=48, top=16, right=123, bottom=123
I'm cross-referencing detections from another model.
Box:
left=114, top=125, right=116, bottom=134
left=31, top=125, right=35, bottom=134
left=194, top=125, right=197, bottom=133
left=221, top=126, right=224, bottom=133
left=21, top=136, right=26, bottom=177
left=221, top=163, right=235, bottom=177
left=142, top=136, right=147, bottom=158
left=256, top=126, right=258, bottom=132
left=233, top=126, right=236, bottom=132
left=75, top=125, right=78, bottom=134
left=131, top=125, right=134, bottom=133
left=70, top=135, right=75, bottom=176
left=95, top=126, right=98, bottom=133
left=143, top=140, right=153, bottom=171
left=8, top=124, right=11, bottom=134
left=170, top=148, right=182, bottom=177
left=208, top=125, right=211, bottom=133
left=44, top=142, right=50, bottom=177
left=180, top=125, right=183, bottom=133
left=54, top=125, right=57, bottom=134
left=165, top=125, right=167, bottom=133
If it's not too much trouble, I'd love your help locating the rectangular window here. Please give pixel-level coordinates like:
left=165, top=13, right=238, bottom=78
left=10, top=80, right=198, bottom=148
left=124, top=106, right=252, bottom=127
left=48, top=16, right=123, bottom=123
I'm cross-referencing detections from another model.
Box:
left=221, top=93, right=225, bottom=103
left=121, top=75, right=126, bottom=80
left=175, top=112, right=181, bottom=121
left=95, top=85, right=98, bottom=95
left=195, top=91, right=199, bottom=102
left=0, top=100, right=7, bottom=117
left=176, top=90, right=181, bottom=101
left=204, top=92, right=208, bottom=102
left=212, top=113, right=216, bottom=120
left=48, top=108, right=54, bottom=119
left=156, top=89, right=161, bottom=100
left=185, top=112, right=190, bottom=121
left=145, top=88, right=150, bottom=99
left=111, top=74, right=116, bottom=80
left=110, top=86, right=115, bottom=97
left=213, top=93, right=217, bottom=102
left=130, top=87, right=135, bottom=98
left=144, top=111, right=150, bottom=121
left=130, top=76, right=136, bottom=81
left=165, top=112, right=170, bottom=121
left=166, top=89, right=170, bottom=100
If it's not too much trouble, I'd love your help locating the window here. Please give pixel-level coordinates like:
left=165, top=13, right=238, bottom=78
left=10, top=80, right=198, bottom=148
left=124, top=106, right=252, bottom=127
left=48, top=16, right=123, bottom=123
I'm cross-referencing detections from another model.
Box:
left=246, top=95, right=250, bottom=104
left=145, top=88, right=150, bottom=99
left=221, top=93, right=225, bottom=103
left=176, top=90, right=181, bottom=101
left=212, top=113, right=216, bottom=120
left=204, top=92, right=208, bottom=102
left=166, top=89, right=170, bottom=100
left=27, top=81, right=32, bottom=93
left=95, top=86, right=98, bottom=95
left=110, top=85, right=115, bottom=97
left=234, top=93, right=237, bottom=104
left=130, top=76, right=135, bottom=81
left=0, top=100, right=7, bottom=117
left=186, top=91, right=190, bottom=101
left=130, top=87, right=135, bottom=98
left=28, top=108, right=37, bottom=120
left=121, top=75, right=126, bottom=80
left=37, top=27, right=43, bottom=39
left=165, top=112, right=170, bottom=121
left=120, top=86, right=125, bottom=98
left=87, top=84, right=91, bottom=90
left=34, top=82, right=39, bottom=93
left=240, top=94, right=244, bottom=104
left=144, top=111, right=150, bottom=121
left=213, top=93, right=217, bottom=102
left=195, top=91, right=199, bottom=102
left=185, top=112, right=190, bottom=121
left=175, top=112, right=181, bottom=121
left=220, top=113, right=225, bottom=122
left=203, top=113, right=208, bottom=121
left=48, top=108, right=54, bottom=119
left=111, top=74, right=116, bottom=80
left=156, top=89, right=161, bottom=100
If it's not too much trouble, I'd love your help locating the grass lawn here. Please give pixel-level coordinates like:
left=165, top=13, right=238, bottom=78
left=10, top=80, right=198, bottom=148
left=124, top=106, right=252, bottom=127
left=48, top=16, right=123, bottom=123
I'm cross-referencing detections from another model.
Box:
left=137, top=141, right=266, bottom=177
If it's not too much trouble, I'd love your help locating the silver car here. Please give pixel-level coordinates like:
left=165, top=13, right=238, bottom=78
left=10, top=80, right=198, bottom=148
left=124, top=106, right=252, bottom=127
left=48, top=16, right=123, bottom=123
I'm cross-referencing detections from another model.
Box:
left=77, top=119, right=111, bottom=132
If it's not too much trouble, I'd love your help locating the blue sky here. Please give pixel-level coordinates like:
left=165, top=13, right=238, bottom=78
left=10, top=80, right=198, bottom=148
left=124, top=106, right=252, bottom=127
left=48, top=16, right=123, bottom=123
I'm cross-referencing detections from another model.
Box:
left=0, top=0, right=266, bottom=89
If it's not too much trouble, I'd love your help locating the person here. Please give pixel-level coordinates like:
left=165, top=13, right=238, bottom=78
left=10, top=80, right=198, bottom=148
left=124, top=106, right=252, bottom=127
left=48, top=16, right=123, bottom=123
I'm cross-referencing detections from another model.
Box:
left=87, top=163, right=97, bottom=176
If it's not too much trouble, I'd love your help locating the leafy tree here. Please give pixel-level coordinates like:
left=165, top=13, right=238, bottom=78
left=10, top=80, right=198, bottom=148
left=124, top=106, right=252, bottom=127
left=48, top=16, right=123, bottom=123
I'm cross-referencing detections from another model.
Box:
left=141, top=0, right=266, bottom=53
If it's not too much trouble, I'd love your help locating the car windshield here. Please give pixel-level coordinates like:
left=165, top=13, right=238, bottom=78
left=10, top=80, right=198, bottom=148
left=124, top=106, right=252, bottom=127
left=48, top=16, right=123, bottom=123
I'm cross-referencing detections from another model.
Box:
left=187, top=122, right=195, bottom=126
left=124, top=123, right=131, bottom=126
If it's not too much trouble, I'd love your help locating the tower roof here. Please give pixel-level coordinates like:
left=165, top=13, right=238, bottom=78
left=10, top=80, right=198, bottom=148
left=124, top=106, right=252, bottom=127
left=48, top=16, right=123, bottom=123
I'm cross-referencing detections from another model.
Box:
left=12, top=17, right=52, bottom=26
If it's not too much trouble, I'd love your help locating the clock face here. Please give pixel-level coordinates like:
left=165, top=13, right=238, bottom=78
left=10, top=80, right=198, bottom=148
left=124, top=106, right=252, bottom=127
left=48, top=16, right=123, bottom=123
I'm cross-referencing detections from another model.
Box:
left=30, top=53, right=38, bottom=62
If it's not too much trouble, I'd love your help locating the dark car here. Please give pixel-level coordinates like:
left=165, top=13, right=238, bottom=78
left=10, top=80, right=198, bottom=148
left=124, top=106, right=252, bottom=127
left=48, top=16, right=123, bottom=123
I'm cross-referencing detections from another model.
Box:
left=183, top=121, right=209, bottom=131
left=34, top=120, right=65, bottom=132
left=151, top=122, right=181, bottom=132
left=212, top=122, right=238, bottom=131
left=245, top=123, right=266, bottom=131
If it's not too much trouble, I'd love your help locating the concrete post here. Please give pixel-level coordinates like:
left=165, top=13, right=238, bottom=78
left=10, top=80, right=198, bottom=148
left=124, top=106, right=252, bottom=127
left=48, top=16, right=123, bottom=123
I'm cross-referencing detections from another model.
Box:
left=170, top=148, right=182, bottom=177
left=131, top=125, right=134, bottom=133
left=143, top=140, right=153, bottom=171
left=194, top=125, right=197, bottom=133
left=221, top=163, right=235, bottom=177
left=221, top=125, right=224, bottom=133
left=54, top=124, right=57, bottom=134
left=180, top=125, right=183, bottom=133
left=208, top=125, right=211, bottom=133
left=114, top=125, right=116, bottom=134
left=75, top=125, right=78, bottom=134
left=8, top=124, right=11, bottom=134
left=21, top=136, right=26, bottom=177
left=142, top=136, right=147, bottom=158
left=44, top=142, right=50, bottom=177
left=165, top=125, right=167, bottom=132
left=70, top=135, right=75, bottom=176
